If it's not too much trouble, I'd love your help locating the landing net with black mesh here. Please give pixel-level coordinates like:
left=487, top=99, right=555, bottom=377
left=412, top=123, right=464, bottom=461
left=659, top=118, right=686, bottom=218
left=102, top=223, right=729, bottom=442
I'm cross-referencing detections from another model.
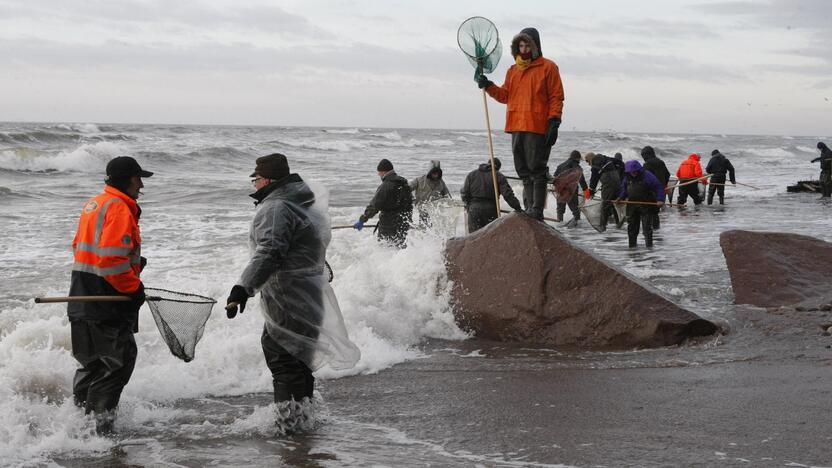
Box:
left=146, top=288, right=216, bottom=362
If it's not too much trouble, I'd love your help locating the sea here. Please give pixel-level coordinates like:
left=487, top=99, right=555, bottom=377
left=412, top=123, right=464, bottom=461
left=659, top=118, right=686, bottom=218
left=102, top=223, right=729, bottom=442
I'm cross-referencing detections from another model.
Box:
left=0, top=122, right=830, bottom=467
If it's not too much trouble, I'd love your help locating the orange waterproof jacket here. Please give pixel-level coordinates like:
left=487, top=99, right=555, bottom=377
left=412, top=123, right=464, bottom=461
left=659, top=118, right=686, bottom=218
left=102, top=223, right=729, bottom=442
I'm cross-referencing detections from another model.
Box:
left=677, top=154, right=704, bottom=180
left=486, top=57, right=565, bottom=135
left=71, top=185, right=142, bottom=294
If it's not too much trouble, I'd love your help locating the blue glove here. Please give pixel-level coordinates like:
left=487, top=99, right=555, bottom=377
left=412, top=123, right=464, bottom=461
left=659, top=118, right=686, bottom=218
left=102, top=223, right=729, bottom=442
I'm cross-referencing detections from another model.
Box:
left=353, top=220, right=364, bottom=231
left=545, top=117, right=561, bottom=147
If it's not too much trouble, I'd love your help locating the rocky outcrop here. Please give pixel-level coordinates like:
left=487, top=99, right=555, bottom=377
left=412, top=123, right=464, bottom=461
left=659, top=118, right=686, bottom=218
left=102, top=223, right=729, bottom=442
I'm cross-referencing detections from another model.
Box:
left=445, top=213, right=717, bottom=349
left=720, top=230, right=832, bottom=308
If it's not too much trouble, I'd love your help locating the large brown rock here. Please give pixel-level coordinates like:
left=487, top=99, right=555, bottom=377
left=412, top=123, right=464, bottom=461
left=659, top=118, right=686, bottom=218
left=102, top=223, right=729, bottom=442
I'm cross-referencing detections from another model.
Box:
left=445, top=213, right=717, bottom=349
left=720, top=230, right=832, bottom=308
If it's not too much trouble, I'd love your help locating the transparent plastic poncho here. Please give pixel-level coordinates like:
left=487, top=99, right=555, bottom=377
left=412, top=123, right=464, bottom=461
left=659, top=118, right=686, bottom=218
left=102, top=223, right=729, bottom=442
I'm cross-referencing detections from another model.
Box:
left=237, top=177, right=360, bottom=371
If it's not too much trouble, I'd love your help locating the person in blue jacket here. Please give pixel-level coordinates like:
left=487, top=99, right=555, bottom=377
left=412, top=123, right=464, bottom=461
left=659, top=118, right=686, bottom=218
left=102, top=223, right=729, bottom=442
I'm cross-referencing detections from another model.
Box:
left=619, top=160, right=664, bottom=248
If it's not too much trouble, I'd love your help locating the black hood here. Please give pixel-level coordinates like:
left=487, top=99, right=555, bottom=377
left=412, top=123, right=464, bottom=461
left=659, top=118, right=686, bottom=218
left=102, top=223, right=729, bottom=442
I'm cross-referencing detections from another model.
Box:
left=641, top=146, right=656, bottom=161
left=426, top=159, right=443, bottom=178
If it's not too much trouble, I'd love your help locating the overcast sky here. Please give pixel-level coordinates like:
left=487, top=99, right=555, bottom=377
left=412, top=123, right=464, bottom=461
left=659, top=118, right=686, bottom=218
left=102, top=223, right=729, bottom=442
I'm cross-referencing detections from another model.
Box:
left=0, top=0, right=829, bottom=135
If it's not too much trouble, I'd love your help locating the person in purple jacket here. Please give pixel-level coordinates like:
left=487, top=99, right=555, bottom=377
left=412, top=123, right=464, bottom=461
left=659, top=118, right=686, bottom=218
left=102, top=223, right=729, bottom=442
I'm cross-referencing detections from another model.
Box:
left=618, top=160, right=665, bottom=248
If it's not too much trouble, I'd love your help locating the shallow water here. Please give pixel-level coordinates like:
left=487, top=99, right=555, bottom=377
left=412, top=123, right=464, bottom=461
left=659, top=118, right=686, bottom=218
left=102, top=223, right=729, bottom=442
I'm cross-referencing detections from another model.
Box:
left=1, top=122, right=830, bottom=466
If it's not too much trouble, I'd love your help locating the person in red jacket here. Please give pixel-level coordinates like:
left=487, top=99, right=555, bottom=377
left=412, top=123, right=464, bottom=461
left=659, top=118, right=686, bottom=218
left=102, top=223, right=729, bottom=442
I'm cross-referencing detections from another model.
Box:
left=478, top=27, right=565, bottom=221
left=68, top=156, right=151, bottom=434
left=675, top=153, right=706, bottom=205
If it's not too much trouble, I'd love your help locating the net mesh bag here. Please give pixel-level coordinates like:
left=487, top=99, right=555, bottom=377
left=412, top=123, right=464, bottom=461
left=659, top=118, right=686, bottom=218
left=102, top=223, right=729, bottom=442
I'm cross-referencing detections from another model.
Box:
left=552, top=168, right=583, bottom=204
left=457, top=16, right=502, bottom=82
left=145, top=288, right=216, bottom=362
left=580, top=196, right=627, bottom=233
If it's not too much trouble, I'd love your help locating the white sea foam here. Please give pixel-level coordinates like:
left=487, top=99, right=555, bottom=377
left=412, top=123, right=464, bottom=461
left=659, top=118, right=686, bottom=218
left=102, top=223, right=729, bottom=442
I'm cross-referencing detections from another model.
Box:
left=323, top=128, right=360, bottom=134
left=0, top=141, right=125, bottom=172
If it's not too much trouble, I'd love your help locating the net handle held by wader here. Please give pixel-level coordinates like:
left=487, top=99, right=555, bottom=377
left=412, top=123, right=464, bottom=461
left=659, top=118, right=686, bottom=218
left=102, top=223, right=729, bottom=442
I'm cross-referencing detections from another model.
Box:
left=482, top=84, right=501, bottom=219
left=34, top=295, right=162, bottom=303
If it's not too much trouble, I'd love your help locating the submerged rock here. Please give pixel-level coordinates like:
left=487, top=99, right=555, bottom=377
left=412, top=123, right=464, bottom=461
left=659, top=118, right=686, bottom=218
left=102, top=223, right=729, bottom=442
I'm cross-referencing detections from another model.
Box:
left=720, top=230, right=832, bottom=308
left=445, top=213, right=718, bottom=349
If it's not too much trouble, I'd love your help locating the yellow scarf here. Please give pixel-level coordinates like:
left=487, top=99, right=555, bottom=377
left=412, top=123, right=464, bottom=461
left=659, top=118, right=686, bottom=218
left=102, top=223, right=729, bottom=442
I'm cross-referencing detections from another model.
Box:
left=515, top=55, right=532, bottom=71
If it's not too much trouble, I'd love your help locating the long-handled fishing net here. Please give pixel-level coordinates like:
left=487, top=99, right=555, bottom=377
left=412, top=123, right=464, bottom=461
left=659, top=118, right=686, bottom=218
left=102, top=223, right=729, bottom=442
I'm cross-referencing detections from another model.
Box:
left=457, top=16, right=504, bottom=219
left=35, top=287, right=216, bottom=362
left=145, top=288, right=215, bottom=362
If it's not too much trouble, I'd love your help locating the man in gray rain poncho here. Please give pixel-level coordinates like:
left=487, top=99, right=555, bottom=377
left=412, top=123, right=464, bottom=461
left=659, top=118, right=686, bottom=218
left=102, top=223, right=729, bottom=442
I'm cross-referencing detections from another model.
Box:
left=226, top=153, right=360, bottom=404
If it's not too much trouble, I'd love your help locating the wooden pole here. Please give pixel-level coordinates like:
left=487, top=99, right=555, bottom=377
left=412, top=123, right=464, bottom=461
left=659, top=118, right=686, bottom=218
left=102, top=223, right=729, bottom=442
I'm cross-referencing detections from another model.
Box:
left=709, top=181, right=761, bottom=190
left=665, top=174, right=712, bottom=190
left=332, top=224, right=377, bottom=230
left=482, top=88, right=501, bottom=219
left=35, top=296, right=138, bottom=303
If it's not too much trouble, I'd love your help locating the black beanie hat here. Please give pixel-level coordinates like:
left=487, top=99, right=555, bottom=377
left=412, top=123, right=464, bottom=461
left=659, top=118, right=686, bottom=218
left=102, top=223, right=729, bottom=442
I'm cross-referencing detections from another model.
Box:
left=250, top=153, right=290, bottom=179
left=712, top=149, right=720, bottom=156
left=377, top=159, right=394, bottom=172
left=640, top=146, right=655, bottom=159
left=569, top=150, right=581, bottom=160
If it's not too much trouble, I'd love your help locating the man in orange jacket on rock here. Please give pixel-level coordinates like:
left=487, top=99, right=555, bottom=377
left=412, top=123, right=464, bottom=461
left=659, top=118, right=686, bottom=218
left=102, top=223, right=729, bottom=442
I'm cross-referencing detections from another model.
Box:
left=479, top=27, right=565, bottom=221
left=675, top=153, right=706, bottom=205
left=67, top=156, right=151, bottom=434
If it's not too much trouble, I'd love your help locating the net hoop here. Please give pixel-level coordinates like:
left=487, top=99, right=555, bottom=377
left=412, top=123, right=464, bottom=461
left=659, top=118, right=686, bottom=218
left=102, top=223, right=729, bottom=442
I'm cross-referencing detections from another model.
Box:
left=145, top=287, right=216, bottom=304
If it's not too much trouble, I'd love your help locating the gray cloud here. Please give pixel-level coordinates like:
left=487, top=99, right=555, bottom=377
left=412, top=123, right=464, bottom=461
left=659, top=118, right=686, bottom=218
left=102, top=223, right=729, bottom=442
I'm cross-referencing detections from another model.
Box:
left=0, top=0, right=328, bottom=36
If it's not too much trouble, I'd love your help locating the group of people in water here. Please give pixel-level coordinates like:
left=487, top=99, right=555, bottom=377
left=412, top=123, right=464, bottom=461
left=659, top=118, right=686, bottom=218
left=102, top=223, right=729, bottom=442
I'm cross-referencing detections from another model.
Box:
left=350, top=144, right=744, bottom=249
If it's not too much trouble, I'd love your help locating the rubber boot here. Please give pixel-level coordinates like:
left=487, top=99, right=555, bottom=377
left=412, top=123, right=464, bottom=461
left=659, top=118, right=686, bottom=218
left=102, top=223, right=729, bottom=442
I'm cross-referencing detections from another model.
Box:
left=565, top=218, right=578, bottom=228
left=521, top=181, right=533, bottom=210
left=524, top=180, right=547, bottom=221
left=628, top=236, right=637, bottom=248
left=274, top=383, right=309, bottom=403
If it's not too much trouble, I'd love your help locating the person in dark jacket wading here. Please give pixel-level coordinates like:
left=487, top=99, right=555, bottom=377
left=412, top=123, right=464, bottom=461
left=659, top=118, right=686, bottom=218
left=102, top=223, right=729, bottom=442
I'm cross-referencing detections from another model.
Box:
left=705, top=149, right=737, bottom=205
left=812, top=142, right=832, bottom=197
left=67, top=156, right=151, bottom=434
left=354, top=159, right=413, bottom=248
left=460, top=157, right=523, bottom=233
left=618, top=160, right=665, bottom=248
left=553, top=150, right=589, bottom=227
left=586, top=152, right=622, bottom=231
left=640, top=145, right=670, bottom=229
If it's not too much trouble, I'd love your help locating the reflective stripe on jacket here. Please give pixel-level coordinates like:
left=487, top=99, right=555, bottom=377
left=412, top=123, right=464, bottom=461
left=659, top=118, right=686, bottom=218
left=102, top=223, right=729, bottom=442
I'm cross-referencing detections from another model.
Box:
left=487, top=57, right=565, bottom=134
left=71, top=185, right=142, bottom=294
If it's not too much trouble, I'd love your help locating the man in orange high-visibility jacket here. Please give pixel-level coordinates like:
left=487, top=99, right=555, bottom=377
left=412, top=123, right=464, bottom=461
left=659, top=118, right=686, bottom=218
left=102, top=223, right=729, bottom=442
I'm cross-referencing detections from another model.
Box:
left=479, top=27, right=565, bottom=221
left=67, top=156, right=152, bottom=434
left=676, top=153, right=706, bottom=205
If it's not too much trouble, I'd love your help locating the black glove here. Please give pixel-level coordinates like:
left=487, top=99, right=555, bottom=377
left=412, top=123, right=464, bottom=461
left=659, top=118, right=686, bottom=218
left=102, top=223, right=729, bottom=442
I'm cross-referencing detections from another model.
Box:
left=226, top=285, right=249, bottom=319
left=545, top=118, right=561, bottom=147
left=140, top=256, right=147, bottom=272
left=477, top=74, right=494, bottom=90
left=129, top=283, right=146, bottom=309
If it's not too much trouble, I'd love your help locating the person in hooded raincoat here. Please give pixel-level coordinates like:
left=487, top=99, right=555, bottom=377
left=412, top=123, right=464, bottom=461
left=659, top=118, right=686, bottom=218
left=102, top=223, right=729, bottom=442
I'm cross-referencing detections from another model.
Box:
left=705, top=149, right=737, bottom=205
left=618, top=160, right=664, bottom=248
left=811, top=142, right=832, bottom=197
left=460, top=157, right=523, bottom=233
left=478, top=27, right=565, bottom=221
left=553, top=150, right=588, bottom=227
left=676, top=153, right=706, bottom=205
left=354, top=159, right=413, bottom=248
left=586, top=152, right=622, bottom=231
left=68, top=156, right=151, bottom=434
left=226, top=153, right=360, bottom=404
left=409, top=160, right=451, bottom=227
left=640, top=146, right=670, bottom=229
